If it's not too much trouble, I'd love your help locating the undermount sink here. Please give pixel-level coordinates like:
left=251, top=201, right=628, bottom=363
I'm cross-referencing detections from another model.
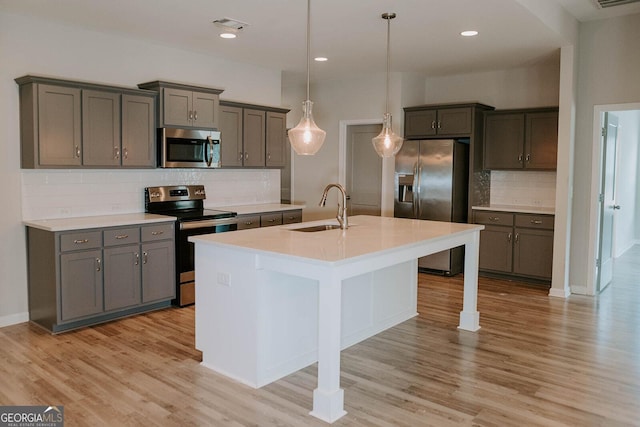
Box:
left=290, top=224, right=342, bottom=232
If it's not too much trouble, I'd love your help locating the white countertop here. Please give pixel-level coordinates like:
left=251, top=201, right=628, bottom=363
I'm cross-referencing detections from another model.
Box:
left=189, top=215, right=483, bottom=264
left=211, top=203, right=305, bottom=215
left=23, top=213, right=177, bottom=232
left=472, top=205, right=555, bottom=215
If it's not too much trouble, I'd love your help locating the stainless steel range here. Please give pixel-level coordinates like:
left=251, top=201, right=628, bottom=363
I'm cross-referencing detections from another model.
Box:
left=144, top=185, right=237, bottom=306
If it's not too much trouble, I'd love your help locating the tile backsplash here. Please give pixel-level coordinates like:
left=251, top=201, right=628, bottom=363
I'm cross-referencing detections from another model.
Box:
left=21, top=169, right=281, bottom=220
left=489, top=170, right=556, bottom=208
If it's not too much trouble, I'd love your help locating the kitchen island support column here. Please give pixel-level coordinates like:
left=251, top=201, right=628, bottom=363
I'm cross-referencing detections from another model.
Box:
left=310, top=271, right=347, bottom=422
left=459, top=231, right=481, bottom=331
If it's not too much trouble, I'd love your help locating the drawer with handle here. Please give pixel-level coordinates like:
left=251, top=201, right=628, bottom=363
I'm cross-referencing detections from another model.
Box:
left=60, top=231, right=102, bottom=252
left=515, top=214, right=554, bottom=230
left=237, top=214, right=261, bottom=230
left=260, top=212, right=283, bottom=227
left=473, top=211, right=514, bottom=226
left=141, top=223, right=175, bottom=242
left=104, top=227, right=140, bottom=247
left=283, top=210, right=302, bottom=224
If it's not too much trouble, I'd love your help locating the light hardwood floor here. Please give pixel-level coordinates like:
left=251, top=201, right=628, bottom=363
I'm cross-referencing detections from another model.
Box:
left=2, top=260, right=640, bottom=426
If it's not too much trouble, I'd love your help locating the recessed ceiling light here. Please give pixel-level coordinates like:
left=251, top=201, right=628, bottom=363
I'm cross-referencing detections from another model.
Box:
left=314, top=57, right=328, bottom=62
left=220, top=33, right=237, bottom=39
left=461, top=30, right=478, bottom=37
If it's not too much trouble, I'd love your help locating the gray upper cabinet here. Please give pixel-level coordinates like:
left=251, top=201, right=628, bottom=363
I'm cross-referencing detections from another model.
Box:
left=219, top=104, right=244, bottom=167
left=219, top=100, right=290, bottom=168
left=483, top=108, right=558, bottom=170
left=26, top=84, right=83, bottom=167
left=404, top=106, right=472, bottom=138
left=121, top=94, right=155, bottom=167
left=243, top=108, right=266, bottom=167
left=138, top=81, right=223, bottom=130
left=82, top=90, right=121, bottom=167
left=16, top=76, right=156, bottom=169
left=266, top=111, right=287, bottom=167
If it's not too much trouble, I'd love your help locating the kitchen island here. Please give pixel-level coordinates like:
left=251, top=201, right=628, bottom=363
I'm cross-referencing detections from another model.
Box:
left=189, top=215, right=484, bottom=423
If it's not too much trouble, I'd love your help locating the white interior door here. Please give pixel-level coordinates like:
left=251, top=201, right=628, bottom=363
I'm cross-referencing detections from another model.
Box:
left=346, top=124, right=383, bottom=216
left=597, top=112, right=619, bottom=292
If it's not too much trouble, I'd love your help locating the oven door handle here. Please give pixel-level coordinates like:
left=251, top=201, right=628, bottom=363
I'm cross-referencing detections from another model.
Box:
left=180, top=217, right=238, bottom=230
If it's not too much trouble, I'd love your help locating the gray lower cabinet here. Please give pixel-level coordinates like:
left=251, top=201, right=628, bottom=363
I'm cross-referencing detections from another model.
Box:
left=27, top=221, right=175, bottom=333
left=474, top=210, right=554, bottom=281
left=236, top=209, right=302, bottom=230
left=218, top=100, right=290, bottom=168
left=16, top=75, right=157, bottom=169
left=60, top=249, right=103, bottom=321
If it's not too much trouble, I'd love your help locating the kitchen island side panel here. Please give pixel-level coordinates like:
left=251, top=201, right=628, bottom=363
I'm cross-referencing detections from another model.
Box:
left=194, top=242, right=418, bottom=388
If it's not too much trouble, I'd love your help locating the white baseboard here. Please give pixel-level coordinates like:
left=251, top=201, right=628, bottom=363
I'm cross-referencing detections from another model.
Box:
left=0, top=312, right=29, bottom=328
left=569, top=285, right=589, bottom=295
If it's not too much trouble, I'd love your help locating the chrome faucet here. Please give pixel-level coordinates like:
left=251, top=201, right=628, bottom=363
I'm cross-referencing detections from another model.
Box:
left=319, top=183, right=349, bottom=229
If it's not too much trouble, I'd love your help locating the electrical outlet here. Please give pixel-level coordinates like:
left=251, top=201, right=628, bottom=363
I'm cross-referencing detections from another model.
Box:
left=217, top=272, right=230, bottom=286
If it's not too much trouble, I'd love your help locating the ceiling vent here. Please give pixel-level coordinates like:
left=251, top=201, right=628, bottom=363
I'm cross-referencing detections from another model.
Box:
left=212, top=17, right=249, bottom=31
left=593, top=0, right=640, bottom=8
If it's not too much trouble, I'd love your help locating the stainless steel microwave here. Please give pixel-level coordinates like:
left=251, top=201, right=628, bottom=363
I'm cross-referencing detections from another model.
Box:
left=159, top=128, right=221, bottom=168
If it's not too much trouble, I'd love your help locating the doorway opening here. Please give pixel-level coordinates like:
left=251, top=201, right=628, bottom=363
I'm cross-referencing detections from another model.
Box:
left=590, top=104, right=640, bottom=294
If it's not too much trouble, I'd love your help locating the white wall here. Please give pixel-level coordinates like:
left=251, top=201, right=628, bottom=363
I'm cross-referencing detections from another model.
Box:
left=570, top=13, right=640, bottom=290
left=0, top=13, right=284, bottom=326
left=424, top=54, right=561, bottom=109
left=613, top=110, right=640, bottom=257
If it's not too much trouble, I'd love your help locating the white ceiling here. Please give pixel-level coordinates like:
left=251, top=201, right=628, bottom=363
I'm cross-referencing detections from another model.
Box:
left=1, top=0, right=639, bottom=81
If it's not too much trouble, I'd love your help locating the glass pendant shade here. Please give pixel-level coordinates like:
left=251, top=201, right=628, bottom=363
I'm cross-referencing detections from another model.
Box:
left=372, top=112, right=403, bottom=157
left=288, top=100, right=326, bottom=155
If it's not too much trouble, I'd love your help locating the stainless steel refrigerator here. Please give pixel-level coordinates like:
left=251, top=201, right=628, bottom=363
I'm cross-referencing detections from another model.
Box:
left=394, top=139, right=469, bottom=275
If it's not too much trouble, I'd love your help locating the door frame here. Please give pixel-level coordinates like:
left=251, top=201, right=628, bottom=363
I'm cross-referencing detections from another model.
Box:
left=339, top=119, right=397, bottom=217
left=586, top=102, right=640, bottom=295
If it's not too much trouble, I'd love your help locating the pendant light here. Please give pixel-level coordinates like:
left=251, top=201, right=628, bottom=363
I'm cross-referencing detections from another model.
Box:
left=288, top=0, right=326, bottom=155
left=372, top=12, right=403, bottom=157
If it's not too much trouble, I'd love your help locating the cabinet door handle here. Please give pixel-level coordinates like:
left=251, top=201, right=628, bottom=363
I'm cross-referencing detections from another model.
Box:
left=123, top=148, right=128, bottom=160
left=115, top=234, right=128, bottom=239
left=488, top=216, right=500, bottom=222
left=143, top=251, right=148, bottom=264
left=244, top=221, right=253, bottom=225
left=114, top=147, right=120, bottom=160
left=507, top=232, right=512, bottom=243
left=151, top=230, right=164, bottom=236
left=267, top=153, right=271, bottom=161
left=431, top=120, right=436, bottom=129
left=75, top=145, right=81, bottom=158
left=267, top=219, right=276, bottom=223
left=530, top=220, right=543, bottom=225
left=135, top=252, right=139, bottom=266
left=526, top=154, right=531, bottom=163
left=518, top=154, right=523, bottom=163
left=244, top=152, right=249, bottom=160
left=193, top=110, right=198, bottom=121
left=239, top=152, right=244, bottom=161
left=437, top=121, right=441, bottom=129
left=189, top=110, right=193, bottom=120
left=515, top=233, right=519, bottom=243
left=73, top=239, right=89, bottom=244
left=96, top=258, right=101, bottom=272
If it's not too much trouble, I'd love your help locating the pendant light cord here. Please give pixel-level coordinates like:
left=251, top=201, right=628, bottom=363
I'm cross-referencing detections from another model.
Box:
left=385, top=14, right=391, bottom=113
left=305, top=0, right=311, bottom=101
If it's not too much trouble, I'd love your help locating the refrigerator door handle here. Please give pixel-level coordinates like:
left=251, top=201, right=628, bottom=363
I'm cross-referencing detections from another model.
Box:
left=413, top=163, right=420, bottom=218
